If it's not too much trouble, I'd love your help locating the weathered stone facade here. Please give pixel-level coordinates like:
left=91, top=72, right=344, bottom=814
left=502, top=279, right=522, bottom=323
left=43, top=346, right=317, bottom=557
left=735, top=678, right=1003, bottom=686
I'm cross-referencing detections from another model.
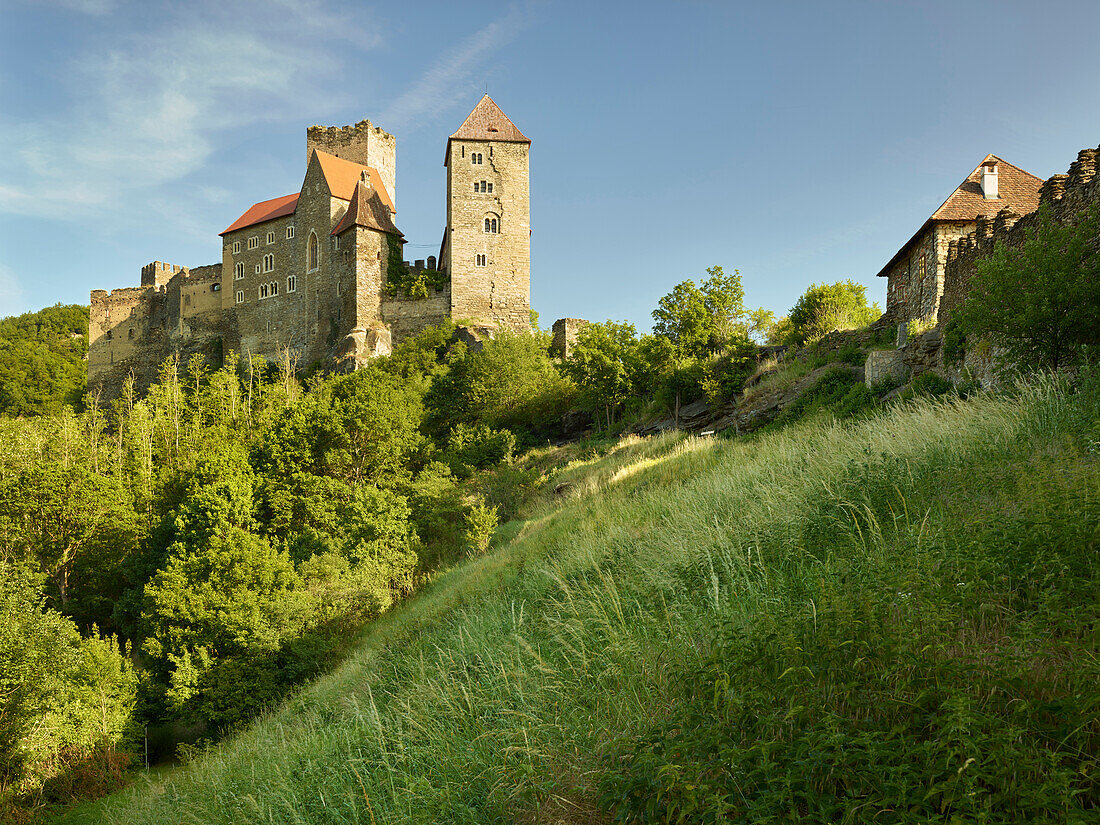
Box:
left=551, top=318, right=588, bottom=359
left=89, top=97, right=532, bottom=399
left=940, top=146, right=1100, bottom=326
left=877, top=155, right=1042, bottom=328
left=440, top=96, right=531, bottom=332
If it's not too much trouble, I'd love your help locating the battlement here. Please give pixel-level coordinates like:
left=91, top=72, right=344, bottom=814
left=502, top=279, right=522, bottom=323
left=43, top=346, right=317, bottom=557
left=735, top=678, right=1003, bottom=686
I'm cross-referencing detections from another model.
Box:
left=941, top=142, right=1100, bottom=324
left=141, top=261, right=187, bottom=290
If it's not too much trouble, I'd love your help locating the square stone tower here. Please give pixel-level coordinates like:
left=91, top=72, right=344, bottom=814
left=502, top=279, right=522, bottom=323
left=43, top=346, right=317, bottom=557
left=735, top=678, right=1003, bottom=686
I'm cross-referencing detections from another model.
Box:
left=443, top=96, right=531, bottom=331
left=307, top=120, right=397, bottom=210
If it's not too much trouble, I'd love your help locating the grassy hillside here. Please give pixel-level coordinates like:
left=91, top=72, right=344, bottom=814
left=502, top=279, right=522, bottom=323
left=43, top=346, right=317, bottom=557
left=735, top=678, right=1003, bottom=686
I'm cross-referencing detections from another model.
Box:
left=58, top=373, right=1100, bottom=824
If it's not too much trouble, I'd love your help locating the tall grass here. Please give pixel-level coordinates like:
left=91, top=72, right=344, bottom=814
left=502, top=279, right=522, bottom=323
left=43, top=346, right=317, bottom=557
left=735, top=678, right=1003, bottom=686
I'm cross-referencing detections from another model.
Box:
left=58, top=374, right=1100, bottom=824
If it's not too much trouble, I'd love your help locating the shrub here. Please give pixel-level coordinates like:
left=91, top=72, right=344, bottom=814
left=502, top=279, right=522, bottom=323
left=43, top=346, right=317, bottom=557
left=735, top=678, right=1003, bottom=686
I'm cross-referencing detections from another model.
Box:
left=462, top=498, right=498, bottom=556
left=781, top=280, right=881, bottom=345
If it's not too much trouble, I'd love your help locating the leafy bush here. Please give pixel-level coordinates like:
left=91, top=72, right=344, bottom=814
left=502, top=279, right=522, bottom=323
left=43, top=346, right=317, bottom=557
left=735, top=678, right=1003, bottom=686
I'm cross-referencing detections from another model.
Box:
left=462, top=498, right=498, bottom=556
left=779, top=280, right=881, bottom=345
left=443, top=423, right=516, bottom=477
left=953, top=204, right=1100, bottom=370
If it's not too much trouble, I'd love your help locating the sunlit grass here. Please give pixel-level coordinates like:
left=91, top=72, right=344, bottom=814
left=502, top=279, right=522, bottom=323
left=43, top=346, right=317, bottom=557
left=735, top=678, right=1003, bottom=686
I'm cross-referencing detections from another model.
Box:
left=57, top=373, right=1100, bottom=824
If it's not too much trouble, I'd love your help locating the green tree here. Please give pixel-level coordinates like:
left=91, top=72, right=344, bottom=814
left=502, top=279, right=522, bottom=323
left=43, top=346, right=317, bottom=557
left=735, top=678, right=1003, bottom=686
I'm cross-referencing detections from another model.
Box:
left=782, top=280, right=880, bottom=345
left=425, top=328, right=574, bottom=440
left=0, top=462, right=140, bottom=613
left=563, top=321, right=642, bottom=430
left=0, top=304, right=89, bottom=418
left=953, top=205, right=1100, bottom=370
left=652, top=266, right=756, bottom=359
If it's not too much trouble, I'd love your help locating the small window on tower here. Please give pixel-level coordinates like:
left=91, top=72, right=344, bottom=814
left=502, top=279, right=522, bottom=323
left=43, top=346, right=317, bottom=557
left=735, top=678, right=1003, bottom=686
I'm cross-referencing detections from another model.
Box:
left=236, top=290, right=244, bottom=304
left=487, top=183, right=493, bottom=193
left=234, top=262, right=244, bottom=279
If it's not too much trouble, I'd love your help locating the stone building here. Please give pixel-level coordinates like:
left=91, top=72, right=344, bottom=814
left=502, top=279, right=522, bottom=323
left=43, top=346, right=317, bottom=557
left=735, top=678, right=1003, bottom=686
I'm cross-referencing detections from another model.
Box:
left=876, top=155, right=1042, bottom=332
left=88, top=96, right=531, bottom=398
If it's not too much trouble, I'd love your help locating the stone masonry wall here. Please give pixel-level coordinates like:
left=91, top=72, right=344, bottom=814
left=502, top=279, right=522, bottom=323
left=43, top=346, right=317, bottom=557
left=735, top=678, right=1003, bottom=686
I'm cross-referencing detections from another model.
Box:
left=382, top=288, right=451, bottom=342
left=551, top=318, right=588, bottom=359
left=940, top=145, right=1100, bottom=326
left=446, top=139, right=530, bottom=331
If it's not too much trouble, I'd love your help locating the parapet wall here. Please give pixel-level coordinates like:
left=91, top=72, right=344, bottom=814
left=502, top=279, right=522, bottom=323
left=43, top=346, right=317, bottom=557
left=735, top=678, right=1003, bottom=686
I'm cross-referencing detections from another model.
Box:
left=940, top=144, right=1100, bottom=325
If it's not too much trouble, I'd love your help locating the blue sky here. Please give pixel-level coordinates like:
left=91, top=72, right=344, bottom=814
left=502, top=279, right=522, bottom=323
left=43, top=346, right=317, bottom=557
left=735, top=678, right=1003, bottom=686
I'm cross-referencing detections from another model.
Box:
left=2, top=0, right=1100, bottom=331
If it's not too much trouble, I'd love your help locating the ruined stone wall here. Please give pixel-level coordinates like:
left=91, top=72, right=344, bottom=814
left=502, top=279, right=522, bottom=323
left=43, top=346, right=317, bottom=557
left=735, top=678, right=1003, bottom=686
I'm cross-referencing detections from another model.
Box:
left=306, top=120, right=397, bottom=208
left=446, top=139, right=530, bottom=331
left=382, top=288, right=451, bottom=342
left=551, top=318, right=588, bottom=359
left=940, top=146, right=1100, bottom=326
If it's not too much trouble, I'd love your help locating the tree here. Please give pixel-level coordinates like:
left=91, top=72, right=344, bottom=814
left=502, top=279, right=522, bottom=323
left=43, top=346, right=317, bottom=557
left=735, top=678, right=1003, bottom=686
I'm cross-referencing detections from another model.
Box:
left=782, top=280, right=880, bottom=345
left=0, top=462, right=140, bottom=613
left=953, top=205, right=1100, bottom=371
left=562, top=321, right=642, bottom=429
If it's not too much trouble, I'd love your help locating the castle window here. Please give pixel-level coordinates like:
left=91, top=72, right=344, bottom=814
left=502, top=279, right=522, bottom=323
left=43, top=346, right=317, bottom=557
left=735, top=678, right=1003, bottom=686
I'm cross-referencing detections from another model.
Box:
left=333, top=235, right=340, bottom=251
left=260, top=283, right=269, bottom=299
left=128, top=328, right=134, bottom=339
left=308, top=233, right=319, bottom=271
left=232, top=240, right=241, bottom=254
left=263, top=253, right=275, bottom=273
left=472, top=152, right=483, bottom=165
left=487, top=182, right=493, bottom=193
left=267, top=231, right=275, bottom=244
left=484, top=217, right=498, bottom=234
left=248, top=236, right=259, bottom=250
left=234, top=262, right=244, bottom=279
left=475, top=254, right=486, bottom=266
left=212, top=283, right=220, bottom=292
left=255, top=264, right=261, bottom=274
left=287, top=275, right=297, bottom=293
left=236, top=290, right=244, bottom=304
left=918, top=255, right=927, bottom=280
left=271, top=281, right=279, bottom=296
left=336, top=281, right=341, bottom=297
left=286, top=226, right=295, bottom=239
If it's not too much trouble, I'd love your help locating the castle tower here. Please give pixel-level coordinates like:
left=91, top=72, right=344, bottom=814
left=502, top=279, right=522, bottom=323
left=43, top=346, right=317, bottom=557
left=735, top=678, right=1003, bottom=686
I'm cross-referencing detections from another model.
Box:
left=443, top=96, right=531, bottom=331
left=307, top=120, right=397, bottom=209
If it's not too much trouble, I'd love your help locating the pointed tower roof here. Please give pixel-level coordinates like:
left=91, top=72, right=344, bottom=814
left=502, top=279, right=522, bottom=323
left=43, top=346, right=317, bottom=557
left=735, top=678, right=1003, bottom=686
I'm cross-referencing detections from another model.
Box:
left=332, top=174, right=402, bottom=236
left=450, top=95, right=530, bottom=143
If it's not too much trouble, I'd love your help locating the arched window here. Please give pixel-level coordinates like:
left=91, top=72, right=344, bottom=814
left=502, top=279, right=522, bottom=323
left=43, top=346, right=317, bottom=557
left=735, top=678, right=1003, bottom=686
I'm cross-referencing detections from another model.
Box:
left=234, top=262, right=244, bottom=279
left=308, top=233, right=319, bottom=271
left=484, top=218, right=490, bottom=233
left=484, top=217, right=499, bottom=234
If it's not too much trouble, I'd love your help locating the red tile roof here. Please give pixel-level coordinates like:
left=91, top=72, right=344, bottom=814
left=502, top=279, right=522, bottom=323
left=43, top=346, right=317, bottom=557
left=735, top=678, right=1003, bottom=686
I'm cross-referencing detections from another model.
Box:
left=875, top=154, right=1043, bottom=277
left=930, top=154, right=1042, bottom=221
left=332, top=178, right=402, bottom=236
left=220, top=193, right=299, bottom=236
left=313, top=150, right=394, bottom=211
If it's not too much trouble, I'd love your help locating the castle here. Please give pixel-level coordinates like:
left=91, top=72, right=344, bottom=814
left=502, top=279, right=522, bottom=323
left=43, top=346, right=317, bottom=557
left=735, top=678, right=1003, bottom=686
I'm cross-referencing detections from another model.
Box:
left=88, top=96, right=531, bottom=398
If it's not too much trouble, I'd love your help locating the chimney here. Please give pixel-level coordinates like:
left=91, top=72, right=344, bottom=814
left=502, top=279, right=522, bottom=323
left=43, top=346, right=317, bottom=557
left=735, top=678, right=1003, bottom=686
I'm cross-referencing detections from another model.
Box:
left=981, top=159, right=999, bottom=200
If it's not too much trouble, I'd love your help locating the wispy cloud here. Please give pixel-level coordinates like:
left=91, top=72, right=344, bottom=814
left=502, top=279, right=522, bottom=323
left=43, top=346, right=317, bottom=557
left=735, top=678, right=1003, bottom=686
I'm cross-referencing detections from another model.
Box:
left=380, top=3, right=533, bottom=130
left=0, top=1, right=378, bottom=225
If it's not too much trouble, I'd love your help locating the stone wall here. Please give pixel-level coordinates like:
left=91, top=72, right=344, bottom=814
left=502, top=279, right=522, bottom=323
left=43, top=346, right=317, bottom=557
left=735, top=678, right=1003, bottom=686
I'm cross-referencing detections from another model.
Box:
left=551, top=318, right=588, bottom=359
left=446, top=139, right=530, bottom=331
left=382, top=288, right=451, bottom=342
left=940, top=145, right=1099, bottom=326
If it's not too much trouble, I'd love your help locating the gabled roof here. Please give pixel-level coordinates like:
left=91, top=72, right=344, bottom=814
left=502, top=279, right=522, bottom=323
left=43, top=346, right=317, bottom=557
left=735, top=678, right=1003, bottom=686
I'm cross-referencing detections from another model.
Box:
left=930, top=154, right=1042, bottom=221
left=220, top=193, right=299, bottom=236
left=450, top=95, right=530, bottom=143
left=332, top=178, right=402, bottom=237
left=875, top=154, right=1043, bottom=277
left=313, top=150, right=395, bottom=212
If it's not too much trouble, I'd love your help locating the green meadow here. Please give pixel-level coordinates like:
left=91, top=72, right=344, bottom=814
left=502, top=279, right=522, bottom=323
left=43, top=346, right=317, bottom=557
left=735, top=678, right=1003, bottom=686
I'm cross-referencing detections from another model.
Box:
left=58, top=373, right=1100, bottom=824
